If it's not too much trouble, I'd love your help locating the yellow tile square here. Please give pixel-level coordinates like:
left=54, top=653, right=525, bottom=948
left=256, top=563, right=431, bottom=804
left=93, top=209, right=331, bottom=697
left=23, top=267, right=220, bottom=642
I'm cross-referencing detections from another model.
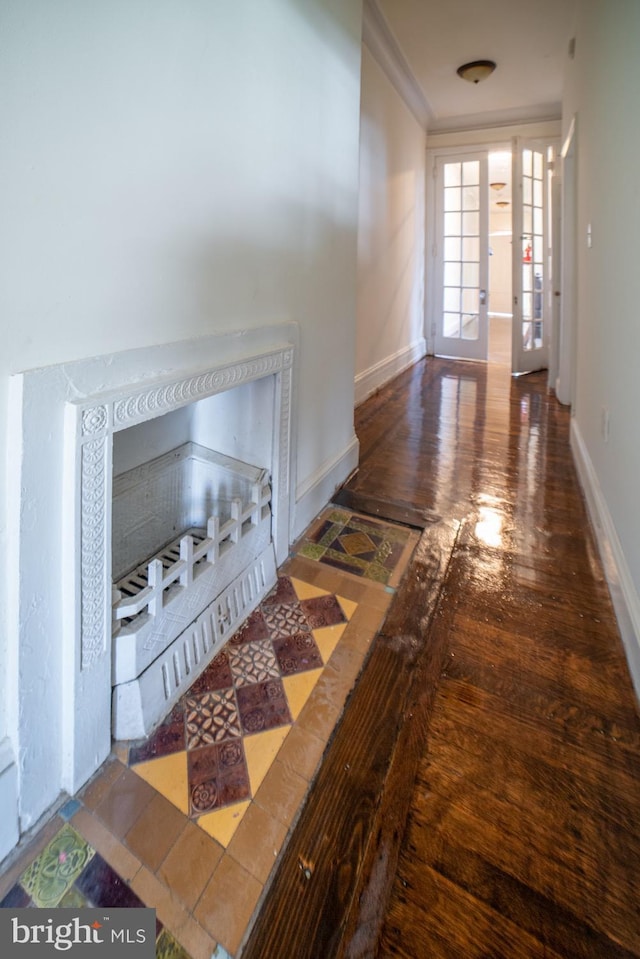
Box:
left=290, top=577, right=329, bottom=601
left=131, top=752, right=189, bottom=815
left=337, top=594, right=358, bottom=620
left=244, top=726, right=291, bottom=794
left=313, top=623, right=347, bottom=663
left=282, top=669, right=323, bottom=720
left=197, top=801, right=251, bottom=847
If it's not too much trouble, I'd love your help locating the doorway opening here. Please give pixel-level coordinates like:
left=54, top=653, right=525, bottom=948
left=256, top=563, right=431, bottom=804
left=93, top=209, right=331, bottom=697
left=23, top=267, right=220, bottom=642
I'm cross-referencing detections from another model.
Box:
left=488, top=149, right=513, bottom=367
left=428, top=138, right=557, bottom=377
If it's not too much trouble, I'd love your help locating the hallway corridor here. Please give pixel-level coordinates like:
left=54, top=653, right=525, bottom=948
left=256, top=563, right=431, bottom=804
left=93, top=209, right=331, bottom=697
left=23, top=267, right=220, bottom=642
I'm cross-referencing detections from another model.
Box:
left=246, top=356, right=640, bottom=958
left=2, top=355, right=640, bottom=958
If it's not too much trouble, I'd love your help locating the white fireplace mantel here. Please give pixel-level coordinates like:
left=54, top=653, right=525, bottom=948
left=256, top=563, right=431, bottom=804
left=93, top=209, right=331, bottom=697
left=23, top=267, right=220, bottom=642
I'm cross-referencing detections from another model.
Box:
left=7, top=323, right=298, bottom=831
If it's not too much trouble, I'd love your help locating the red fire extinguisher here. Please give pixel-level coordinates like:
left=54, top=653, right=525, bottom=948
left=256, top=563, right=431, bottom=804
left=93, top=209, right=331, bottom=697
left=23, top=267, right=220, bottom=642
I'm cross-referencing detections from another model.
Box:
left=523, top=242, right=532, bottom=264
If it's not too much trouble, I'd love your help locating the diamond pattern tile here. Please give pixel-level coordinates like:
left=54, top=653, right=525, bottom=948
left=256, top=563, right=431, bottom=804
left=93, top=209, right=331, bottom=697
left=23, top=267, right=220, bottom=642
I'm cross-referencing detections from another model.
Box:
left=2, top=566, right=375, bottom=959
left=236, top=678, right=293, bottom=734
left=272, top=632, right=324, bottom=677
left=185, top=689, right=241, bottom=748
left=300, top=594, right=347, bottom=629
left=262, top=602, right=310, bottom=639
left=298, top=509, right=411, bottom=583
left=261, top=577, right=299, bottom=607
left=229, top=638, right=281, bottom=687
left=128, top=703, right=186, bottom=765
left=339, top=530, right=377, bottom=557
left=187, top=649, right=233, bottom=696
left=125, top=575, right=357, bottom=824
left=229, top=608, right=270, bottom=646
left=188, top=741, right=251, bottom=815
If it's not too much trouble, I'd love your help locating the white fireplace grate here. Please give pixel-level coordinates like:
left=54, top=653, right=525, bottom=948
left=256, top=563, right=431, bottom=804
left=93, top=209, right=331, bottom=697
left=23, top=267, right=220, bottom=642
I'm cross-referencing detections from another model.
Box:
left=115, top=529, right=207, bottom=627
left=112, top=480, right=269, bottom=631
left=110, top=443, right=277, bottom=739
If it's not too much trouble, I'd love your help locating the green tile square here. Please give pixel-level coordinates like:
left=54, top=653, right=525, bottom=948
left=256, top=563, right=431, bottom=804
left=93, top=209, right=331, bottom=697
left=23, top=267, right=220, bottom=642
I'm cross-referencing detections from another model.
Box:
left=300, top=543, right=325, bottom=560
left=19, top=823, right=96, bottom=907
left=155, top=928, right=192, bottom=959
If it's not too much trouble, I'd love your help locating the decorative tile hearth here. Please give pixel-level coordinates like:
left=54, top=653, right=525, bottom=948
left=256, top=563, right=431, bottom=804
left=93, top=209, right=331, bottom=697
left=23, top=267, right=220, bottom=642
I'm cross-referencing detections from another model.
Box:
left=1, top=822, right=186, bottom=957
left=0, top=520, right=416, bottom=958
left=122, top=575, right=355, bottom=846
left=298, top=508, right=414, bottom=584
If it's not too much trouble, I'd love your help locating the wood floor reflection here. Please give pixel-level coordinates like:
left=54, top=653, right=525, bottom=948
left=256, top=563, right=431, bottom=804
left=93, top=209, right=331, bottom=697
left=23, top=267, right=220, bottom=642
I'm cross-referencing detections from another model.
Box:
left=244, top=356, right=640, bottom=959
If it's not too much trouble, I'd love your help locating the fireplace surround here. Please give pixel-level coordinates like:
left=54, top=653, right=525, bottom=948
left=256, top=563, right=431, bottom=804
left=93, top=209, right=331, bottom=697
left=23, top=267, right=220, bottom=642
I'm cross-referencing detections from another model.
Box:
left=8, top=323, right=297, bottom=827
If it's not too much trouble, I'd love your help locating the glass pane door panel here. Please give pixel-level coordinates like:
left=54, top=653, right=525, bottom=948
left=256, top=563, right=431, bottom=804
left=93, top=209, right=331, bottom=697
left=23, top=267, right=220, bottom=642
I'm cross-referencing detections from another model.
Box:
left=441, top=159, right=481, bottom=345
left=462, top=237, right=479, bottom=260
left=534, top=151, right=543, bottom=178
left=520, top=147, right=545, bottom=352
left=463, top=186, right=479, bottom=210
left=462, top=211, right=479, bottom=235
left=463, top=161, right=479, bottom=184
left=444, top=187, right=461, bottom=211
left=534, top=206, right=543, bottom=235
left=435, top=151, right=488, bottom=361
left=444, top=313, right=460, bottom=338
left=444, top=237, right=461, bottom=260
left=462, top=262, right=479, bottom=287
left=444, top=287, right=460, bottom=311
left=534, top=179, right=543, bottom=207
left=462, top=289, right=478, bottom=313
left=462, top=315, right=479, bottom=339
left=511, top=137, right=551, bottom=375
left=444, top=163, right=461, bottom=187
left=444, top=212, right=461, bottom=235
left=444, top=262, right=461, bottom=286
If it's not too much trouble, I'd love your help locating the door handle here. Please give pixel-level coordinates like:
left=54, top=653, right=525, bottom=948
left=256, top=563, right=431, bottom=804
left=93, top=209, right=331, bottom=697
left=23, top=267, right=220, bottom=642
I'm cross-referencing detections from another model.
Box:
left=479, top=289, right=487, bottom=305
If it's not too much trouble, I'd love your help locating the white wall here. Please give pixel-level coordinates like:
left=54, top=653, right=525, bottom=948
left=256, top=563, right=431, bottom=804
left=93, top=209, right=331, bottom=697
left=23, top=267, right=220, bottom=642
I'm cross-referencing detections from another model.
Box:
left=355, top=44, right=427, bottom=405
left=0, top=0, right=363, bottom=850
left=562, top=0, right=640, bottom=692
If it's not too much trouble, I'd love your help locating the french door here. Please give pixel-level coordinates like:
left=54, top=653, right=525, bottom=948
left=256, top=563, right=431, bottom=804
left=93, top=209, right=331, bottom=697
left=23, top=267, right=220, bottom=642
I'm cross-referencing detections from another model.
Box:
left=433, top=153, right=489, bottom=360
left=511, top=139, right=550, bottom=375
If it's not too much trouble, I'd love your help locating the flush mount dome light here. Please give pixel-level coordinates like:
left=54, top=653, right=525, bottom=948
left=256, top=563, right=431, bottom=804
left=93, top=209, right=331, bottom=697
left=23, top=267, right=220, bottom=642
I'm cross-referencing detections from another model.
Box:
left=457, top=60, right=496, bottom=83
left=490, top=181, right=507, bottom=191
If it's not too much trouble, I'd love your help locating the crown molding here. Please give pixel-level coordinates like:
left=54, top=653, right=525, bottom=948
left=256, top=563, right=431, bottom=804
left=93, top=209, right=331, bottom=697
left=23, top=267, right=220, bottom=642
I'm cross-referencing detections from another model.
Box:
left=362, top=0, right=433, bottom=130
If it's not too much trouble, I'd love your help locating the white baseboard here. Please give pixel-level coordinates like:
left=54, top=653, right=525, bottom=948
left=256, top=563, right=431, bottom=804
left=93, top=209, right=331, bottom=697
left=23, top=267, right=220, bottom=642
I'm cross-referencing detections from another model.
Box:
left=571, top=419, right=640, bottom=700
left=293, top=436, right=360, bottom=540
left=354, top=339, right=427, bottom=407
left=0, top=739, right=19, bottom=863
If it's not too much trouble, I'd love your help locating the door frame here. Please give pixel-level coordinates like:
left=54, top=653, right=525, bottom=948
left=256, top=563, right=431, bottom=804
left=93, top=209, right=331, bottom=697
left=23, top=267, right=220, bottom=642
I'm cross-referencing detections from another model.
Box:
left=510, top=137, right=553, bottom=376
left=432, top=151, right=490, bottom=360
left=426, top=132, right=562, bottom=380
left=426, top=140, right=511, bottom=359
left=556, top=116, right=577, bottom=406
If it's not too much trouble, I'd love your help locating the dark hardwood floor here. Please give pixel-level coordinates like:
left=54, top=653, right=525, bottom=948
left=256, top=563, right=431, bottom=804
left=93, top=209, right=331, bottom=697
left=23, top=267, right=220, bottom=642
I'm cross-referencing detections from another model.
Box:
left=243, top=356, right=640, bottom=959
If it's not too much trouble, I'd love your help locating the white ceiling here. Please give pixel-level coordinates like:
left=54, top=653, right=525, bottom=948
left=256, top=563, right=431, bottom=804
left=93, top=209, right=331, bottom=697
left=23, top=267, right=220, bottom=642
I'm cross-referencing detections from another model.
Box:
left=372, top=0, right=578, bottom=133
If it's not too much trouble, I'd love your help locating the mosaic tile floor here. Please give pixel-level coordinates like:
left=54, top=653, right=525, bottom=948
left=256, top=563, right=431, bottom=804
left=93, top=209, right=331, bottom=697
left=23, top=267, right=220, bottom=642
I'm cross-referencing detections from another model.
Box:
left=298, top=508, right=412, bottom=584
left=121, top=576, right=357, bottom=848
left=0, top=513, right=418, bottom=959
left=0, top=820, right=188, bottom=958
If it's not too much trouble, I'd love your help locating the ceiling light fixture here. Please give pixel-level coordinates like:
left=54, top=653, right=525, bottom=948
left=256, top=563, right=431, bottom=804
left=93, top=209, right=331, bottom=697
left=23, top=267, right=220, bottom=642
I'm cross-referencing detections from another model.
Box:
left=490, top=181, right=507, bottom=191
left=457, top=60, right=496, bottom=84
left=496, top=201, right=510, bottom=208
